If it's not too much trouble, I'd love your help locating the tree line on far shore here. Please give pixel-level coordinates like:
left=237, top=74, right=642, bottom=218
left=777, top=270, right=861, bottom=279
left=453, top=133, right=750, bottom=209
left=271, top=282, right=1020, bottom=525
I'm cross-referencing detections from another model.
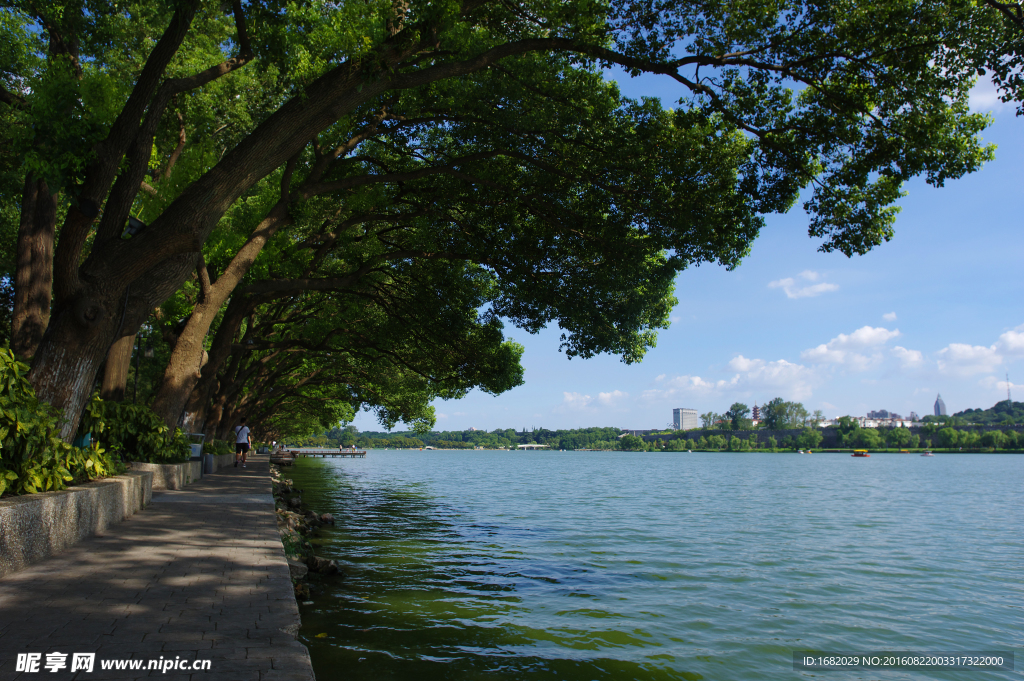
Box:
left=286, top=418, right=1024, bottom=453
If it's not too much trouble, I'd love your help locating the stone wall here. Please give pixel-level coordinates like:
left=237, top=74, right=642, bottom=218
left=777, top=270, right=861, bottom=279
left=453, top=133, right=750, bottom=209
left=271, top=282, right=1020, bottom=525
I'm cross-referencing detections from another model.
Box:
left=130, top=461, right=202, bottom=490
left=0, top=471, right=152, bottom=578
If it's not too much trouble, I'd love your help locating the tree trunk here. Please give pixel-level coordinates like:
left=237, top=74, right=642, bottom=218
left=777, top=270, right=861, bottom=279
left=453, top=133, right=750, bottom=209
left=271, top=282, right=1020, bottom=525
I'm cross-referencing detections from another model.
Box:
left=12, top=177, right=57, bottom=359
left=101, top=334, right=136, bottom=402
left=151, top=203, right=290, bottom=427
left=184, top=295, right=254, bottom=430
left=30, top=254, right=199, bottom=440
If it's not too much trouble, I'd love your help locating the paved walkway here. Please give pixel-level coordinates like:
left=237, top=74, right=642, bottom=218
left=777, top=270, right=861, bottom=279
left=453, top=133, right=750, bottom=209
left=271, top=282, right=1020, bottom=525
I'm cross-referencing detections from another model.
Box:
left=0, top=453, right=314, bottom=681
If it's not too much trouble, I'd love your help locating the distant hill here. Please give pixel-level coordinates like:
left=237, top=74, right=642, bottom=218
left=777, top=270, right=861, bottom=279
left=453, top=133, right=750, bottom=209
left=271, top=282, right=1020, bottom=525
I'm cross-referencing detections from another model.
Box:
left=952, top=400, right=1024, bottom=425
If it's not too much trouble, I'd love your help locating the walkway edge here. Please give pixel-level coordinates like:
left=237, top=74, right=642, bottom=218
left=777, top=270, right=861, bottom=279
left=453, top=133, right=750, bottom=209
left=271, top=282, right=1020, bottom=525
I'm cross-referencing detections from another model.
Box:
left=0, top=470, right=152, bottom=578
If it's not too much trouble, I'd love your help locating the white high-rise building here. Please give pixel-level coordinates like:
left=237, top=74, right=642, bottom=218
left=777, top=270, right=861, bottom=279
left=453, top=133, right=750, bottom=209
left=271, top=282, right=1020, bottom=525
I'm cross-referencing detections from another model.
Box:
left=673, top=408, right=699, bottom=430
left=934, top=394, right=947, bottom=416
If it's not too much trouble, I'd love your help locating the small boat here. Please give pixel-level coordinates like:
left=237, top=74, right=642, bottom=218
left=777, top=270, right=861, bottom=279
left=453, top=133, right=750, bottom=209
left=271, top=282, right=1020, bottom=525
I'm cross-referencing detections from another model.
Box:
left=852, top=450, right=870, bottom=457
left=920, top=451, right=934, bottom=457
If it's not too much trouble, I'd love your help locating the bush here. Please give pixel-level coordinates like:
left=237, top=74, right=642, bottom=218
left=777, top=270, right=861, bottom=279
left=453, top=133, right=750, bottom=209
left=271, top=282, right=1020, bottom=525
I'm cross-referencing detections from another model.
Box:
left=0, top=349, right=122, bottom=496
left=207, top=439, right=233, bottom=457
left=80, top=396, right=192, bottom=464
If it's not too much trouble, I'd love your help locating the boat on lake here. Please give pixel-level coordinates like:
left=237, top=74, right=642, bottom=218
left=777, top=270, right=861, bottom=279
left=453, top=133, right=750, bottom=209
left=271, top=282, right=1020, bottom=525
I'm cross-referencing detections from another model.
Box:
left=921, top=451, right=934, bottom=457
left=852, top=450, right=870, bottom=457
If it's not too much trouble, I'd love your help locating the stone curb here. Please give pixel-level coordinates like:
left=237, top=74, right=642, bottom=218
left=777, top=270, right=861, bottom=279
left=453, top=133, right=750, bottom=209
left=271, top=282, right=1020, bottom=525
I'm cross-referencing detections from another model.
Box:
left=0, top=471, right=152, bottom=578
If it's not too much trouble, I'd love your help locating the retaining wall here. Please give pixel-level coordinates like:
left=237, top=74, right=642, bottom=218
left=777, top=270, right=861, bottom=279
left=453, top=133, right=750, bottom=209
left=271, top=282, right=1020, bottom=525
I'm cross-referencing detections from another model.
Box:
left=0, top=471, right=152, bottom=578
left=130, top=460, right=202, bottom=490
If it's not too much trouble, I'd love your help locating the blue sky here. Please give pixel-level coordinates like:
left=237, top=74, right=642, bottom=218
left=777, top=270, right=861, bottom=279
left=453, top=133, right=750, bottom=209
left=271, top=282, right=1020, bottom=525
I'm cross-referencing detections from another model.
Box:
left=351, top=72, right=1024, bottom=433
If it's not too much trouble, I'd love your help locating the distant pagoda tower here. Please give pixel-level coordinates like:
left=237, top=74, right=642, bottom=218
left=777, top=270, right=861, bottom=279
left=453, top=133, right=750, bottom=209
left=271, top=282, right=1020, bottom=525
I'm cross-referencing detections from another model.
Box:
left=752, top=403, right=761, bottom=421
left=934, top=394, right=947, bottom=416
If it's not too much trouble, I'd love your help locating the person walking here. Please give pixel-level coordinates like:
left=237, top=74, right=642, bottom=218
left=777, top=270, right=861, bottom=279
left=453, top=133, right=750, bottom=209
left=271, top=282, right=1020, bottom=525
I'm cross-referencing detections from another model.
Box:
left=234, top=418, right=252, bottom=468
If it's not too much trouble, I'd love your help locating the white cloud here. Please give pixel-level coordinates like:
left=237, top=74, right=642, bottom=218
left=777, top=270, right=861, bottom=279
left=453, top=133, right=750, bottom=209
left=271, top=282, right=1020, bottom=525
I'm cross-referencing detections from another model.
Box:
left=969, top=75, right=1010, bottom=114
left=883, top=312, right=897, bottom=321
left=437, top=413, right=449, bottom=419
left=562, top=392, right=593, bottom=410
left=598, top=390, right=628, bottom=406
left=728, top=355, right=761, bottom=372
left=996, top=324, right=1024, bottom=356
left=670, top=315, right=682, bottom=323
left=891, top=346, right=924, bottom=368
left=642, top=356, right=816, bottom=402
left=768, top=270, right=839, bottom=299
left=801, top=326, right=901, bottom=370
left=937, top=343, right=1002, bottom=376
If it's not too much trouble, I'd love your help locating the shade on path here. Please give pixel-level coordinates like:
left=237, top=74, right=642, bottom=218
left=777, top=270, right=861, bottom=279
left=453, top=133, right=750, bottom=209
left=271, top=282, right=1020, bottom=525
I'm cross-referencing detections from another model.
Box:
left=0, top=452, right=314, bottom=681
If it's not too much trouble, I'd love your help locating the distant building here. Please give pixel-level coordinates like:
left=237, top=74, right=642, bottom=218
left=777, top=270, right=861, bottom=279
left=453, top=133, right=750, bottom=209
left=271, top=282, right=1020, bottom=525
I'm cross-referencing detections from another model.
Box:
left=672, top=408, right=699, bottom=430
left=934, top=394, right=947, bottom=416
left=752, top=403, right=761, bottom=421
left=909, top=411, right=919, bottom=422
left=868, top=409, right=903, bottom=420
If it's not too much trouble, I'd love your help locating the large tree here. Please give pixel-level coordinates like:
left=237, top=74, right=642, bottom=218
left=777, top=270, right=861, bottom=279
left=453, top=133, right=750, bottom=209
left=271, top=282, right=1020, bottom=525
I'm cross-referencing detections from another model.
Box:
left=0, top=0, right=1004, bottom=437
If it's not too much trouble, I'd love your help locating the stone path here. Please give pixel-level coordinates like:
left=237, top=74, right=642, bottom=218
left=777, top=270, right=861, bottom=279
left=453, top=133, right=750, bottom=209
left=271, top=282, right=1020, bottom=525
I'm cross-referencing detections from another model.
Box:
left=0, top=453, right=314, bottom=681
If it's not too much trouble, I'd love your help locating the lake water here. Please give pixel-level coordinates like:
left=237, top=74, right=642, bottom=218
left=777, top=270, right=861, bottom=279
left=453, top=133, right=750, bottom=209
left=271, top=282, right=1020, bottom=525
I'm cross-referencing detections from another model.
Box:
left=287, top=451, right=1023, bottom=680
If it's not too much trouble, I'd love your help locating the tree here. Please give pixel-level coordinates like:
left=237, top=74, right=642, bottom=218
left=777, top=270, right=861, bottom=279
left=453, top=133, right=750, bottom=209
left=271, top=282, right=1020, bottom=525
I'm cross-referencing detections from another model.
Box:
left=0, top=0, right=1001, bottom=437
left=761, top=398, right=786, bottom=430
left=796, top=428, right=823, bottom=449
left=725, top=402, right=751, bottom=430
left=619, top=434, right=645, bottom=451
left=700, top=412, right=719, bottom=429
left=938, top=427, right=961, bottom=448
left=810, top=409, right=825, bottom=427
left=761, top=398, right=808, bottom=429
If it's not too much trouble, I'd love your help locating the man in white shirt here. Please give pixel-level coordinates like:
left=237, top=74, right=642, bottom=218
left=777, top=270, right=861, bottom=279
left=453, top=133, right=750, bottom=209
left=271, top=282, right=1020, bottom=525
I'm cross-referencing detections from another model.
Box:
left=234, top=418, right=252, bottom=468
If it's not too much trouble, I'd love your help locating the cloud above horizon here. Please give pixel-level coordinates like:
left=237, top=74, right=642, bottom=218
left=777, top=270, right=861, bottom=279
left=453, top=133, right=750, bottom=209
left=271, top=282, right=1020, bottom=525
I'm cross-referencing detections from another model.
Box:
left=768, top=270, right=839, bottom=299
left=935, top=323, right=1024, bottom=376
left=801, top=326, right=901, bottom=370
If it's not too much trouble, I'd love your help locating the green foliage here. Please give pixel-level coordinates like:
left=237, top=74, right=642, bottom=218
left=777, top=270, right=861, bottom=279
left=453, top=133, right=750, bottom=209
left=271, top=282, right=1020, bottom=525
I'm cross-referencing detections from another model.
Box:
left=725, top=402, right=751, bottom=430
left=80, top=396, right=191, bottom=464
left=953, top=400, right=1024, bottom=425
left=761, top=398, right=809, bottom=429
left=796, top=428, right=823, bottom=449
left=618, top=434, right=646, bottom=451
left=0, top=348, right=121, bottom=495
left=207, top=439, right=233, bottom=457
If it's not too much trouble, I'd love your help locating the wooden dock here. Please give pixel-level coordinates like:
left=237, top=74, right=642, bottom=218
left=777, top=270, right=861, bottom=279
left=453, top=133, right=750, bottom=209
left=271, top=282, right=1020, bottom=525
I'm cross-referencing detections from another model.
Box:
left=290, top=449, right=366, bottom=458
left=269, top=448, right=367, bottom=466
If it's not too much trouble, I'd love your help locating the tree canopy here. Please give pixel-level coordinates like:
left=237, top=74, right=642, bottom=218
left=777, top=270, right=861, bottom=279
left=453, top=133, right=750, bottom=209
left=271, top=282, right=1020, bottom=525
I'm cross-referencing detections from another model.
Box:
left=0, top=0, right=1018, bottom=439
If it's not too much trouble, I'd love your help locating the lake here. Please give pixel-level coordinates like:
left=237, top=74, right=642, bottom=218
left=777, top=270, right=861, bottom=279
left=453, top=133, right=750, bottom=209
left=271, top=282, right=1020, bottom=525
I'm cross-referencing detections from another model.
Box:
left=286, top=451, right=1023, bottom=680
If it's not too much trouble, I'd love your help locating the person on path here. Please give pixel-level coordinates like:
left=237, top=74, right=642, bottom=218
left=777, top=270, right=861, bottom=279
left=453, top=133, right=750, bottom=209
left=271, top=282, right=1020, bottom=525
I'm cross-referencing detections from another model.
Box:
left=234, top=418, right=252, bottom=467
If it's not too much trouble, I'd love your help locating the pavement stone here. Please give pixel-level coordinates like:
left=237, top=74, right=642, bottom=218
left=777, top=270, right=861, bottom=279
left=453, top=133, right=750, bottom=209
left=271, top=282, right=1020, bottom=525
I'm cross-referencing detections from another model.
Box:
left=0, top=453, right=314, bottom=681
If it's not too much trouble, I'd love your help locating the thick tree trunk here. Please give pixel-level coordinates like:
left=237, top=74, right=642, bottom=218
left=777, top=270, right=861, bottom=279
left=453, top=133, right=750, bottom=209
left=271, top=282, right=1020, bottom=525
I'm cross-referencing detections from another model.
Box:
left=151, top=203, right=289, bottom=427
left=183, top=295, right=254, bottom=430
left=12, top=177, right=57, bottom=359
left=30, top=254, right=199, bottom=440
left=101, top=334, right=136, bottom=402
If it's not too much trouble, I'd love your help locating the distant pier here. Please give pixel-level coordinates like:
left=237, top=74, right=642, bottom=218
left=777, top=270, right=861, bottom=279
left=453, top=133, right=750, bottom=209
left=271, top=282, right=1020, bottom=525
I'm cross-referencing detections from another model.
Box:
left=270, top=448, right=366, bottom=466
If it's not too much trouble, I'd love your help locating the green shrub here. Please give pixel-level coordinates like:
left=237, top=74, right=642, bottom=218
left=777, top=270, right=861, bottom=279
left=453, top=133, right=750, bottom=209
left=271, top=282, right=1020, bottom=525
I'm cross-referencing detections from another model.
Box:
left=0, top=348, right=122, bottom=496
left=207, top=439, right=233, bottom=457
left=80, top=396, right=192, bottom=464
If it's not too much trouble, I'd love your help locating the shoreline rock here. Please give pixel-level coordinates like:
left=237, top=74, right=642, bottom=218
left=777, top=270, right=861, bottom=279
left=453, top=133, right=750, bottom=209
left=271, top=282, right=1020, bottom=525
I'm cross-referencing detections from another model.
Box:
left=271, top=464, right=345, bottom=601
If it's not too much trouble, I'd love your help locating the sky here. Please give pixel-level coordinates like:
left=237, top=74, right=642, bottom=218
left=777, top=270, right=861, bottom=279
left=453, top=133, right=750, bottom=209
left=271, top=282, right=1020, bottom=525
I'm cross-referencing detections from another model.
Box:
left=350, top=70, right=1024, bottom=433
